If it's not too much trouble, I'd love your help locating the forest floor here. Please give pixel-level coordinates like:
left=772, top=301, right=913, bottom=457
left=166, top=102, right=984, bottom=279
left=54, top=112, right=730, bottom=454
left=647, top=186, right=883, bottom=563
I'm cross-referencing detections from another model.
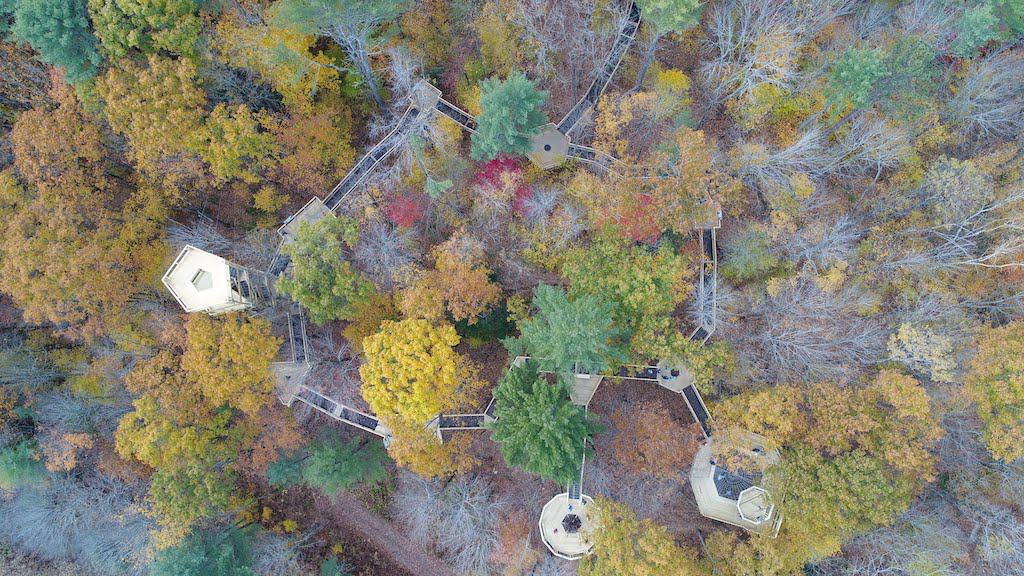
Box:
left=315, top=491, right=456, bottom=576
left=268, top=481, right=455, bottom=576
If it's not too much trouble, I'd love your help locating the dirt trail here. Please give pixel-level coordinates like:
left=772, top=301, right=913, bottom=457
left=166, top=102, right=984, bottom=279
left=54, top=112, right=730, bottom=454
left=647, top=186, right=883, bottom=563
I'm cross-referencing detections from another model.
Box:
left=315, top=491, right=455, bottom=576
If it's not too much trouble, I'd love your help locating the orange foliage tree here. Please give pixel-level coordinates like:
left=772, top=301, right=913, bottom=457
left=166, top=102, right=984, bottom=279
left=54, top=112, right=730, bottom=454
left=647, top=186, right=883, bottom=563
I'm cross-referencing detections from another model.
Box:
left=610, top=399, right=702, bottom=477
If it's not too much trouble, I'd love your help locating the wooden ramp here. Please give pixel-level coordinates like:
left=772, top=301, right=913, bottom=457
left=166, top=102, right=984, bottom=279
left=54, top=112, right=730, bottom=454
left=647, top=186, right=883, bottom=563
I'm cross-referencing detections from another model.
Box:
left=288, top=385, right=390, bottom=438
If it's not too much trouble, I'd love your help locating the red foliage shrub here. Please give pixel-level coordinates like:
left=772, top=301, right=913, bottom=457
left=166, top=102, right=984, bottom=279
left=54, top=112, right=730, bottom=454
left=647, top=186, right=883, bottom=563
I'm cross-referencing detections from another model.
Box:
left=475, top=155, right=533, bottom=214
left=384, top=192, right=428, bottom=228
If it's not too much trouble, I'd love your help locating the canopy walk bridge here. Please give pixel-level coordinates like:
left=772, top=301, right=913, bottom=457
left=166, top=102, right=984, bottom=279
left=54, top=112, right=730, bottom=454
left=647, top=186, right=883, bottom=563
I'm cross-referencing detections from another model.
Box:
left=266, top=0, right=647, bottom=278
left=167, top=0, right=748, bottom=551
left=557, top=1, right=641, bottom=135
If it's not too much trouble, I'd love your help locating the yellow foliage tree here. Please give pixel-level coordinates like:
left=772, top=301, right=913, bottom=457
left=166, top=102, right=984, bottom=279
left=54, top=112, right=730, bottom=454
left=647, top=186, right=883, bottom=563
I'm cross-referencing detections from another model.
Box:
left=181, top=313, right=281, bottom=418
left=966, top=321, right=1024, bottom=461
left=580, top=499, right=705, bottom=576
left=360, top=319, right=483, bottom=426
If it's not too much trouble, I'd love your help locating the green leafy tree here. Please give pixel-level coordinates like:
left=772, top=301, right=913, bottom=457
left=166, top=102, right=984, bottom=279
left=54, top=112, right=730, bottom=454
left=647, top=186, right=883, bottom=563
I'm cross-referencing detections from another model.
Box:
left=770, top=445, right=914, bottom=564
left=826, top=39, right=938, bottom=122
left=87, top=0, right=204, bottom=59
left=7, top=0, right=101, bottom=83
left=954, top=2, right=1000, bottom=58
left=965, top=321, right=1024, bottom=461
left=147, top=464, right=236, bottom=546
left=0, top=440, right=45, bottom=490
left=277, top=217, right=377, bottom=325
left=996, top=0, right=1024, bottom=37
left=150, top=526, right=256, bottom=576
left=637, top=0, right=702, bottom=33
left=826, top=47, right=886, bottom=113
left=302, top=437, right=388, bottom=495
left=507, top=285, right=627, bottom=377
left=489, top=362, right=595, bottom=484
left=470, top=70, right=548, bottom=161
left=563, top=229, right=687, bottom=360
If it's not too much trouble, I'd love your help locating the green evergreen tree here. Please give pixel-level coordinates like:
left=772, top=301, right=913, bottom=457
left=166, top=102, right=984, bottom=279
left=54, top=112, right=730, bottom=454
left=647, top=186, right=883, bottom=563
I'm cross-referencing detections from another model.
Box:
left=266, top=450, right=305, bottom=488
left=8, top=0, right=101, bottom=83
left=0, top=440, right=46, bottom=490
left=506, top=285, right=627, bottom=377
left=636, top=0, right=702, bottom=34
left=277, top=217, right=377, bottom=325
left=996, top=0, right=1024, bottom=37
left=150, top=526, right=256, bottom=576
left=953, top=2, right=1000, bottom=58
left=302, top=437, right=388, bottom=496
left=489, top=361, right=595, bottom=484
left=470, top=70, right=548, bottom=161
left=826, top=47, right=886, bottom=114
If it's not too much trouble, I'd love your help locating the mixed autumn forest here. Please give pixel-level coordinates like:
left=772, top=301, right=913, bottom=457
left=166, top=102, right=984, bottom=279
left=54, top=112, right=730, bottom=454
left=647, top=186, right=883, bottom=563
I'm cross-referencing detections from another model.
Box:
left=1, top=0, right=1024, bottom=575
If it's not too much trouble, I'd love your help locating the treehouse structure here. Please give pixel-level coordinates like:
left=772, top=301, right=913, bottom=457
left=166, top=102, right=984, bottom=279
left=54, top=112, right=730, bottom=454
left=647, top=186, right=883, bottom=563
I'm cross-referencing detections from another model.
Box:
left=539, top=491, right=595, bottom=560
left=156, top=0, right=781, bottom=560
left=162, top=245, right=274, bottom=315
left=690, top=431, right=783, bottom=535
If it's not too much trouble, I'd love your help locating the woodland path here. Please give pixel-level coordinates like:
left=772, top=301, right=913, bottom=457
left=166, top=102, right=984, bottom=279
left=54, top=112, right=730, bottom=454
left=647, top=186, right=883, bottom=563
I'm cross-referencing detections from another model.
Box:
left=314, top=490, right=456, bottom=576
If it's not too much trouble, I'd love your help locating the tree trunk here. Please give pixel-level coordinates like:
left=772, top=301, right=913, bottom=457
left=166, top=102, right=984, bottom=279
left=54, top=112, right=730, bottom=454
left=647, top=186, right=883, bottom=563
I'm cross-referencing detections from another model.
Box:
left=632, top=38, right=659, bottom=92
left=354, top=48, right=387, bottom=114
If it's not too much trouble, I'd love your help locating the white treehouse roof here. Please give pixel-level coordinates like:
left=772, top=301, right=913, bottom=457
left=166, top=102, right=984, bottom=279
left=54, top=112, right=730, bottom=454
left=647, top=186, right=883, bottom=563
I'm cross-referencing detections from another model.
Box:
left=162, top=245, right=234, bottom=313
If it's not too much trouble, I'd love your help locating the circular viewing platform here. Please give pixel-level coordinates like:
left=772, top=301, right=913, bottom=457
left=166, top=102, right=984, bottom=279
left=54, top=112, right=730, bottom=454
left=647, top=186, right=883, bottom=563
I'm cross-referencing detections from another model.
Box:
left=539, top=493, right=595, bottom=560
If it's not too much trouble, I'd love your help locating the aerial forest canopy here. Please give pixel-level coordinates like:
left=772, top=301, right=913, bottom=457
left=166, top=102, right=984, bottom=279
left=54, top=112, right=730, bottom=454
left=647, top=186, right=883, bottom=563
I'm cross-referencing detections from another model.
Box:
left=0, top=0, right=1022, bottom=575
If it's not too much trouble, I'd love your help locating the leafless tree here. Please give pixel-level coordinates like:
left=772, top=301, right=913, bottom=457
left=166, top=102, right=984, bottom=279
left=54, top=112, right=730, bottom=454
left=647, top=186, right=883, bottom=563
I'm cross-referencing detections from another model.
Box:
left=690, top=278, right=740, bottom=330
left=733, top=129, right=842, bottom=192
left=885, top=186, right=1024, bottom=273
left=784, top=215, right=862, bottom=271
left=353, top=219, right=422, bottom=289
left=33, top=391, right=127, bottom=452
left=0, top=474, right=152, bottom=575
left=745, top=271, right=885, bottom=381
left=201, top=58, right=283, bottom=112
left=437, top=475, right=501, bottom=575
left=816, top=503, right=964, bottom=576
left=511, top=0, right=626, bottom=113
left=851, top=3, right=894, bottom=41
left=947, top=50, right=1024, bottom=143
left=834, top=115, right=912, bottom=180
left=0, top=342, right=61, bottom=391
left=392, top=472, right=502, bottom=575
left=166, top=217, right=232, bottom=254
left=392, top=472, right=444, bottom=542
left=700, top=0, right=856, bottom=114
left=530, top=554, right=577, bottom=576
left=895, top=0, right=958, bottom=52
left=253, top=528, right=321, bottom=576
